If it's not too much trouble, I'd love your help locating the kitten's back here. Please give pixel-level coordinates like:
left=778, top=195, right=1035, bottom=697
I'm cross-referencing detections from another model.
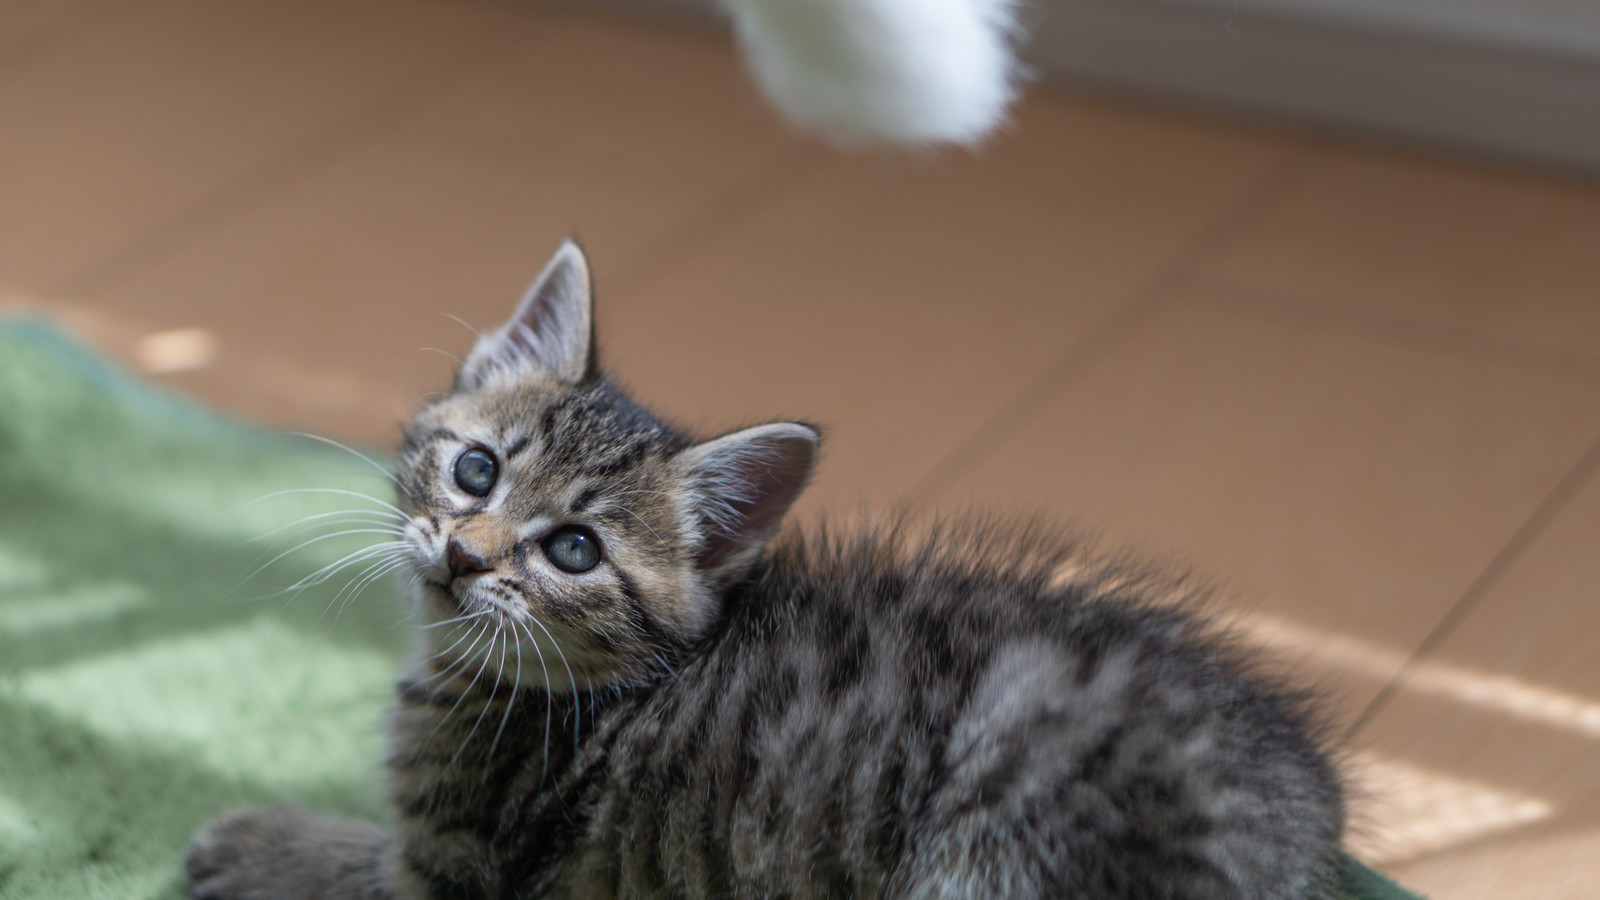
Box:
left=537, top=520, right=1344, bottom=899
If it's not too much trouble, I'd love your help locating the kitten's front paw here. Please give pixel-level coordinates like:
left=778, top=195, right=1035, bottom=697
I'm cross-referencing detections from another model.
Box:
left=186, top=806, right=386, bottom=900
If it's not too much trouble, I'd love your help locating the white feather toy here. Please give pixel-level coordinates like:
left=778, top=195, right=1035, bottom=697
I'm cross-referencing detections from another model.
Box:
left=718, top=0, right=1023, bottom=147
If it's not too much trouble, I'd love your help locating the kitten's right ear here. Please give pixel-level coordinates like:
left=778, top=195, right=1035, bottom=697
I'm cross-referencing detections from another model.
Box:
left=459, top=240, right=595, bottom=388
left=677, top=422, right=819, bottom=586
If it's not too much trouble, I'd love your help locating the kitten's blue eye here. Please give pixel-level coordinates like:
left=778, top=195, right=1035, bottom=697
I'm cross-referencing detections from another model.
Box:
left=453, top=448, right=498, bottom=497
left=542, top=526, right=600, bottom=574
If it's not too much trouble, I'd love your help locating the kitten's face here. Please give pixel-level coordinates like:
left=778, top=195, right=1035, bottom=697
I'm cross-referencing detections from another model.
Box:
left=397, top=376, right=702, bottom=690
left=394, top=243, right=816, bottom=692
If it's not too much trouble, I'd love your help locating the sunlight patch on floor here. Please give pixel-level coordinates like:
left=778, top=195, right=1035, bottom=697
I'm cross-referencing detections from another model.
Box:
left=1238, top=612, right=1600, bottom=740
left=1344, top=751, right=1554, bottom=864
left=1390, top=825, right=1600, bottom=900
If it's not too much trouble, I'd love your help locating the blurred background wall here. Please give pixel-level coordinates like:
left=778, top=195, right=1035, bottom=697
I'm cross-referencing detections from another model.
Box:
left=583, top=0, right=1600, bottom=172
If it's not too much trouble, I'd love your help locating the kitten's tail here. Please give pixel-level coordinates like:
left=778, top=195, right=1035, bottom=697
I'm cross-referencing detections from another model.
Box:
left=719, top=0, right=1024, bottom=147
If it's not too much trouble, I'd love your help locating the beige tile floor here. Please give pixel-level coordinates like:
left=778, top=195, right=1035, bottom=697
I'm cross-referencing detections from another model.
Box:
left=4, top=1, right=1599, bottom=895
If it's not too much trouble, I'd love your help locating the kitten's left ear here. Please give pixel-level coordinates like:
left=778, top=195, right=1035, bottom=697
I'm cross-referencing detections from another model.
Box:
left=460, top=240, right=594, bottom=387
left=676, top=422, right=819, bottom=585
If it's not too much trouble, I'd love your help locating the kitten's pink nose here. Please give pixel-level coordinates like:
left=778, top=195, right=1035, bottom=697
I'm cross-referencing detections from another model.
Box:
left=446, top=540, right=492, bottom=580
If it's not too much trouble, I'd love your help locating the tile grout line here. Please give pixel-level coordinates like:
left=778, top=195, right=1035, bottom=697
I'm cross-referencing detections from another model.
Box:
left=45, top=21, right=527, bottom=303
left=1343, top=430, right=1600, bottom=741
left=904, top=139, right=1320, bottom=505
left=1197, top=276, right=1600, bottom=384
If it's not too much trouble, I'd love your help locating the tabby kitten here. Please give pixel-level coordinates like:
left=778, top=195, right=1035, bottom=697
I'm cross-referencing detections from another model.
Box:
left=186, top=242, right=1344, bottom=899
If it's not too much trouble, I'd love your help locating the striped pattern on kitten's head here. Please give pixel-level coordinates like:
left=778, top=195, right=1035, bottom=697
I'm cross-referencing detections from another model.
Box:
left=396, top=242, right=817, bottom=691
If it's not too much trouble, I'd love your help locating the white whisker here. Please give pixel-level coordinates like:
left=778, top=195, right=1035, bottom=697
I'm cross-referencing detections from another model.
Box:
left=231, top=541, right=406, bottom=607
left=522, top=614, right=580, bottom=755
left=453, top=628, right=510, bottom=773
left=417, top=346, right=465, bottom=367
left=428, top=624, right=502, bottom=760
left=482, top=620, right=524, bottom=777
left=243, top=488, right=408, bottom=520
left=255, top=540, right=406, bottom=599
left=325, top=557, right=408, bottom=627
left=242, top=530, right=404, bottom=586
left=437, top=310, right=482, bottom=338
left=287, top=432, right=409, bottom=498
left=412, top=610, right=488, bottom=632
left=320, top=554, right=396, bottom=623
left=424, top=616, right=492, bottom=664
left=420, top=621, right=492, bottom=682
left=243, top=509, right=401, bottom=548
left=512, top=618, right=554, bottom=774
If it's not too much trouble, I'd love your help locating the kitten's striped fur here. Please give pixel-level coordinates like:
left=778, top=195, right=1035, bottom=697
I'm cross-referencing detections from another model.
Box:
left=187, top=242, right=1345, bottom=899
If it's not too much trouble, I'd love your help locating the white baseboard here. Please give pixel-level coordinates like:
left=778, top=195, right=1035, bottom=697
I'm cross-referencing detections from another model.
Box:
left=533, top=0, right=1600, bottom=172
left=1029, top=0, right=1600, bottom=172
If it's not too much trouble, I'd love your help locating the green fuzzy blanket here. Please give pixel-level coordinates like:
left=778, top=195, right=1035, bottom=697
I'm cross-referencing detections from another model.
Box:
left=0, top=321, right=1420, bottom=899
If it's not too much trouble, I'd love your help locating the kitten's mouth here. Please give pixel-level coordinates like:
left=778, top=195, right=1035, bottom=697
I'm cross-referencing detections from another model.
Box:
left=424, top=580, right=469, bottom=615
